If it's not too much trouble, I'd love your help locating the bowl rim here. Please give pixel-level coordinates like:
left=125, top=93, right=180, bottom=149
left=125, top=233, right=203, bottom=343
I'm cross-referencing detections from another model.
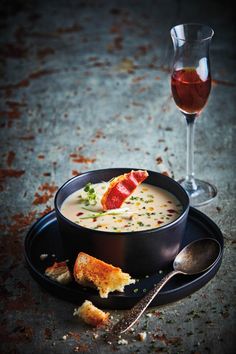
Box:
left=54, top=167, right=190, bottom=237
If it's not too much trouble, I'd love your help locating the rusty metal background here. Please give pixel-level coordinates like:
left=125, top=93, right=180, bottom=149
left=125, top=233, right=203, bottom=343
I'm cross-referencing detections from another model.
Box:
left=0, top=0, right=235, bottom=353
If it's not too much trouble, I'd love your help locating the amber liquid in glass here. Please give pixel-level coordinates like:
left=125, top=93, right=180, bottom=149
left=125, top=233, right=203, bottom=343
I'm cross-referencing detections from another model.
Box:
left=171, top=67, right=211, bottom=115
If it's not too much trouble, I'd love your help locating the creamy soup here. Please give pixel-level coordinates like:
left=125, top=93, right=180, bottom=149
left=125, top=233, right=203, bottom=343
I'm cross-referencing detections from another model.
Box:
left=61, top=182, right=182, bottom=233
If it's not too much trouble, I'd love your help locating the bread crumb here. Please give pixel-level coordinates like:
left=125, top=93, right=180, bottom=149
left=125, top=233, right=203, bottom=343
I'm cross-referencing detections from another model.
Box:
left=137, top=332, right=147, bottom=341
left=146, top=313, right=152, bottom=317
left=45, top=261, right=72, bottom=284
left=74, top=300, right=109, bottom=327
left=118, top=338, right=128, bottom=345
left=40, top=254, right=48, bottom=260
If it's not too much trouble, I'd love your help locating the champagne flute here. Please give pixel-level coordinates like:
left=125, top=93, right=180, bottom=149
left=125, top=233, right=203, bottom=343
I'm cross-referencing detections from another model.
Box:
left=170, top=23, right=217, bottom=207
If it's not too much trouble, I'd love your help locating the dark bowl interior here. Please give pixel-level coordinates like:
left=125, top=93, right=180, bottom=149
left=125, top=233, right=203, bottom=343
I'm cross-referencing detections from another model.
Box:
left=54, top=168, right=189, bottom=276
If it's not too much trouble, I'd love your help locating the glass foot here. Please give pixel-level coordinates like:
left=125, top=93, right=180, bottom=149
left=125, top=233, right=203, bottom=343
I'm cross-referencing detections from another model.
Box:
left=178, top=178, right=217, bottom=207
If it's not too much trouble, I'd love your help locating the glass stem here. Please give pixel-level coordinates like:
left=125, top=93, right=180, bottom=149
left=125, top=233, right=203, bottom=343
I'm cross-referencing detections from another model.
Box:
left=185, top=115, right=197, bottom=191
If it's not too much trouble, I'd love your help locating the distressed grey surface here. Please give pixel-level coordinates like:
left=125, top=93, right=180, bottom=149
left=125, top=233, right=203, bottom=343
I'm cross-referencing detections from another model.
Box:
left=0, top=0, right=235, bottom=353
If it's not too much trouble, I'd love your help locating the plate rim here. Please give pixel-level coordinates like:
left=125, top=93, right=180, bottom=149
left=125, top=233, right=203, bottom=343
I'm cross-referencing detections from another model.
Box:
left=24, top=207, right=224, bottom=307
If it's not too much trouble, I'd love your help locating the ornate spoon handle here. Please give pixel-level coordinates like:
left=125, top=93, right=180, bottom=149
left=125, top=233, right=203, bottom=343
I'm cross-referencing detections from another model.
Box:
left=111, top=270, right=180, bottom=334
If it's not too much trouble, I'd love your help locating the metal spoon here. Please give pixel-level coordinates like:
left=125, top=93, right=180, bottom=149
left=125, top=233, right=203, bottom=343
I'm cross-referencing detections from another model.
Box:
left=111, top=238, right=221, bottom=335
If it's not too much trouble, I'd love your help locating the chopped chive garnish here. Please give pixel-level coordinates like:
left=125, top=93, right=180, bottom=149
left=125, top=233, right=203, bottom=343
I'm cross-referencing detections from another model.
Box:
left=80, top=183, right=98, bottom=206
left=80, top=207, right=129, bottom=219
left=137, top=221, right=144, bottom=227
left=130, top=196, right=139, bottom=200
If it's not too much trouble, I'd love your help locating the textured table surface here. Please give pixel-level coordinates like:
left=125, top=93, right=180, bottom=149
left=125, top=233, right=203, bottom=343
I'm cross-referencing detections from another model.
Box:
left=0, top=0, right=235, bottom=353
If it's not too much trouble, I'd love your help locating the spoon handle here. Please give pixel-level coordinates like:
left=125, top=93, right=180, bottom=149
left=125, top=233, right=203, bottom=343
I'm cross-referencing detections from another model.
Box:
left=111, top=270, right=180, bottom=334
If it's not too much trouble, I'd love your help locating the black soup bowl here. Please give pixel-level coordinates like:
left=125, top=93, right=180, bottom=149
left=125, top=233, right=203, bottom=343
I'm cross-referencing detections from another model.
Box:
left=54, top=168, right=189, bottom=276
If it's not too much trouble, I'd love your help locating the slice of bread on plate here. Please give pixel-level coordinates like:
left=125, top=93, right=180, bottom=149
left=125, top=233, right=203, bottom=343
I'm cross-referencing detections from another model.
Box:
left=73, top=252, right=135, bottom=298
left=45, top=261, right=72, bottom=284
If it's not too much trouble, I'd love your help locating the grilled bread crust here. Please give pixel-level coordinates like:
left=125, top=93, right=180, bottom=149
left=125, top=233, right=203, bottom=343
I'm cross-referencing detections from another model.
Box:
left=73, top=252, right=135, bottom=298
left=74, top=300, right=109, bottom=326
left=45, top=261, right=72, bottom=284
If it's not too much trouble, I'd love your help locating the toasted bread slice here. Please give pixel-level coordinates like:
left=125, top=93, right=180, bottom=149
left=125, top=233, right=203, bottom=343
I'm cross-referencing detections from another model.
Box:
left=45, top=261, right=72, bottom=285
left=73, top=300, right=109, bottom=327
left=73, top=252, right=135, bottom=298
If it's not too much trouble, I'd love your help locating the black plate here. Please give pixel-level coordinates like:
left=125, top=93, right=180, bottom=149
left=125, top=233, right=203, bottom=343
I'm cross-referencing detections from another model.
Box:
left=24, top=207, right=223, bottom=309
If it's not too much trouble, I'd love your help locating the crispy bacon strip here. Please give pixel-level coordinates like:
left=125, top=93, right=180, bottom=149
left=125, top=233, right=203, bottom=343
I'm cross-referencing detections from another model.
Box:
left=101, top=170, right=149, bottom=210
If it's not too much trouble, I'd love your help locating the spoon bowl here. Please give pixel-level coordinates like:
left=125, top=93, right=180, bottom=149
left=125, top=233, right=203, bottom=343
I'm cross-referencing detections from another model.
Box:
left=174, top=238, right=221, bottom=275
